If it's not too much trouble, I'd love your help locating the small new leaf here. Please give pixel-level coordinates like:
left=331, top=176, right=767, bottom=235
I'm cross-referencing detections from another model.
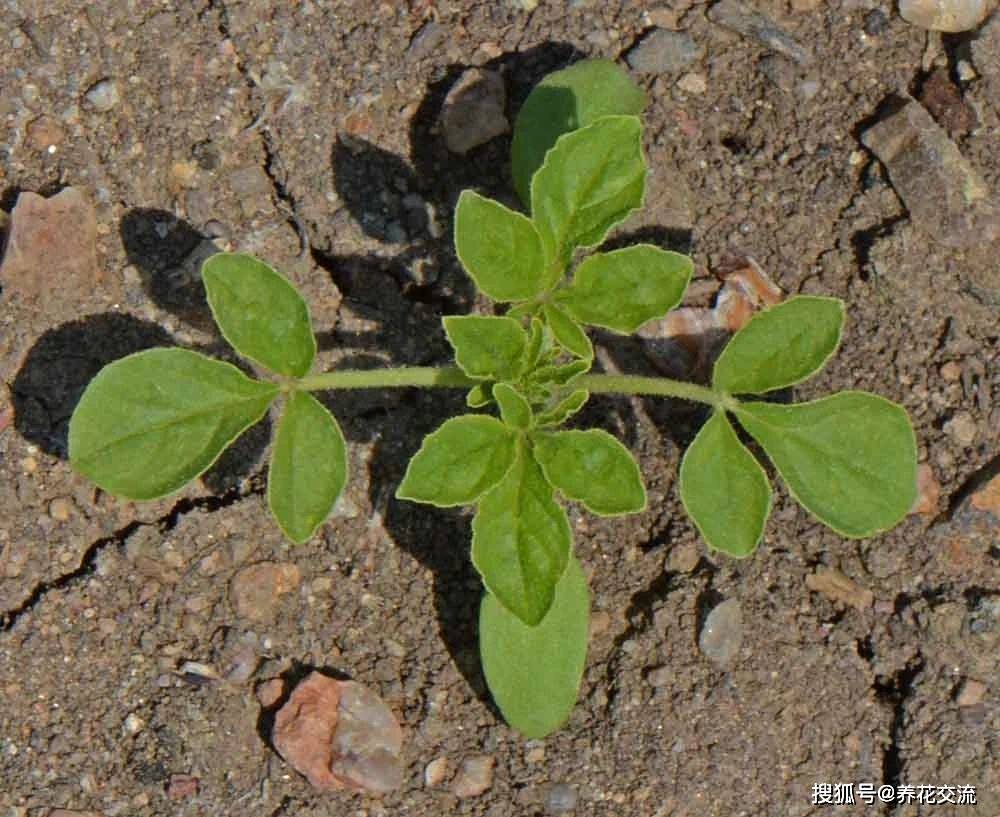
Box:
left=202, top=253, right=316, bottom=377
left=454, top=191, right=548, bottom=301
left=535, top=389, right=589, bottom=428
left=713, top=296, right=844, bottom=395
left=444, top=316, right=528, bottom=381
left=396, top=415, right=517, bottom=507
left=466, top=383, right=493, bottom=408
left=493, top=383, right=532, bottom=430
left=511, top=58, right=646, bottom=206
left=69, top=348, right=278, bottom=500
left=679, top=411, right=771, bottom=557
left=472, top=442, right=571, bottom=625
left=479, top=555, right=589, bottom=738
left=268, top=391, right=347, bottom=544
left=531, top=115, right=646, bottom=270
left=557, top=245, right=693, bottom=333
left=734, top=392, right=917, bottom=538
left=543, top=304, right=593, bottom=360
left=532, top=429, right=646, bottom=516
left=532, top=359, right=591, bottom=387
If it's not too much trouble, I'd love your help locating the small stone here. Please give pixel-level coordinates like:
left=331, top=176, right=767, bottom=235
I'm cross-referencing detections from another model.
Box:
left=708, top=0, right=813, bottom=64
left=228, top=165, right=272, bottom=199
left=699, top=598, right=743, bottom=666
left=123, top=713, right=145, bottom=734
left=645, top=665, right=672, bottom=687
left=452, top=755, right=495, bottom=798
left=525, top=741, right=545, bottom=763
left=48, top=497, right=74, bottom=522
left=424, top=756, right=449, bottom=787
left=166, top=774, right=199, bottom=800
left=944, top=411, right=978, bottom=447
left=970, top=474, right=1000, bottom=516
left=863, top=8, right=890, bottom=34
left=956, top=678, right=987, bottom=706
left=918, top=68, right=978, bottom=134
left=440, top=69, right=508, bottom=154
left=940, top=360, right=963, bottom=381
left=26, top=115, right=65, bottom=152
left=648, top=6, right=683, bottom=28
left=805, top=567, right=875, bottom=610
left=256, top=678, right=285, bottom=708
left=272, top=672, right=404, bottom=794
left=546, top=783, right=579, bottom=814
left=230, top=562, right=301, bottom=623
left=861, top=95, right=999, bottom=248
left=912, top=463, right=941, bottom=516
left=677, top=72, right=708, bottom=94
left=626, top=29, right=703, bottom=74
left=169, top=160, right=200, bottom=191
left=898, top=0, right=994, bottom=32
left=667, top=541, right=701, bottom=572
left=84, top=78, right=121, bottom=111
left=406, top=22, right=447, bottom=61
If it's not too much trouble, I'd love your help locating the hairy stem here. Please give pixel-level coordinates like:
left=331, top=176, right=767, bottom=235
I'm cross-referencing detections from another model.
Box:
left=298, top=367, right=723, bottom=407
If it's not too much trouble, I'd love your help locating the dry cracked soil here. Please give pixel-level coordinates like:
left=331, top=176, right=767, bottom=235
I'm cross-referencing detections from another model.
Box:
left=0, top=2, right=998, bottom=816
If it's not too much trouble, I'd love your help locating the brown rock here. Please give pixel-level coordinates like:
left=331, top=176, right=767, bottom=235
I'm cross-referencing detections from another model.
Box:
left=956, top=678, right=987, bottom=706
left=272, top=672, right=404, bottom=794
left=0, top=187, right=99, bottom=303
left=440, top=69, right=508, bottom=154
left=166, top=774, right=199, bottom=800
left=229, top=562, right=301, bottom=622
left=918, top=68, right=978, bottom=134
left=911, top=464, right=941, bottom=516
left=805, top=567, right=874, bottom=611
left=452, top=755, right=495, bottom=798
left=256, top=677, right=286, bottom=708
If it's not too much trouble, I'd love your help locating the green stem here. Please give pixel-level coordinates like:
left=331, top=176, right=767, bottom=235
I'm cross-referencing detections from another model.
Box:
left=298, top=366, right=723, bottom=407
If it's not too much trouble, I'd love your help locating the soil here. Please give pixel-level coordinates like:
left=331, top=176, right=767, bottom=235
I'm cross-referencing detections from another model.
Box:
left=1, top=2, right=998, bottom=816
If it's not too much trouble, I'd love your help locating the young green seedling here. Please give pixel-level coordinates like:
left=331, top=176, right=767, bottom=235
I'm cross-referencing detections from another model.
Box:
left=68, top=59, right=917, bottom=739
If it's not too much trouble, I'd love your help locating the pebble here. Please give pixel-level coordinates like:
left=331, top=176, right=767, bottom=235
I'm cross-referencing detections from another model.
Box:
left=708, top=0, right=813, bottom=64
left=940, top=360, right=963, bottom=381
left=956, top=678, right=987, bottom=706
left=440, top=68, right=509, bottom=154
left=944, top=411, right=978, bottom=447
left=123, top=713, right=145, bottom=734
left=424, top=756, right=449, bottom=787
left=525, top=741, right=546, bottom=763
left=677, top=71, right=708, bottom=94
left=863, top=8, right=890, bottom=35
left=48, top=497, right=74, bottom=522
left=166, top=774, right=199, bottom=800
left=84, top=78, right=121, bottom=111
left=228, top=165, right=272, bottom=199
left=969, top=12, right=999, bottom=77
left=861, top=95, right=999, bottom=248
left=25, top=115, right=65, bottom=152
left=229, top=562, right=301, bottom=623
left=898, top=0, right=995, bottom=32
left=667, top=541, right=701, bottom=572
left=912, top=463, right=941, bottom=516
left=272, top=672, right=404, bottom=793
left=699, top=598, right=743, bottom=666
left=626, top=29, right=703, bottom=74
left=452, top=755, right=495, bottom=798
left=547, top=783, right=579, bottom=813
left=406, top=21, right=447, bottom=61
left=804, top=567, right=874, bottom=610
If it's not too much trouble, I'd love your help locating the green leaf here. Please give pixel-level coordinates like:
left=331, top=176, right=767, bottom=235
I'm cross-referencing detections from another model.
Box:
left=536, top=389, right=590, bottom=428
left=543, top=304, right=593, bottom=360
left=713, top=296, right=845, bottom=395
left=454, top=191, right=547, bottom=301
left=557, top=245, right=693, bottom=333
left=267, top=391, right=347, bottom=544
left=202, top=253, right=316, bottom=377
left=396, top=415, right=517, bottom=507
left=531, top=115, right=646, bottom=270
left=493, top=383, right=532, bottom=430
left=532, top=429, right=646, bottom=516
left=466, top=384, right=493, bottom=408
left=443, top=316, right=528, bottom=381
left=69, top=348, right=278, bottom=500
left=511, top=58, right=646, bottom=207
left=679, top=411, right=772, bottom=557
left=522, top=317, right=549, bottom=372
left=472, top=442, right=571, bottom=625
left=532, top=359, right=591, bottom=387
left=734, top=392, right=917, bottom=538
left=480, top=554, right=589, bottom=738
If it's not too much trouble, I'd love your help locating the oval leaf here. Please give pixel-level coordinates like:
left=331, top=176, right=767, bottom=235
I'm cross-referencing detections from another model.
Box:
left=734, top=392, right=917, bottom=538
left=454, top=191, right=547, bottom=301
left=268, top=391, right=347, bottom=544
left=543, top=304, right=593, bottom=361
left=443, top=315, right=527, bottom=381
left=202, top=253, right=316, bottom=377
left=531, top=115, right=646, bottom=270
left=536, top=389, right=589, bottom=428
left=396, top=415, right=517, bottom=507
left=511, top=58, right=646, bottom=207
left=493, top=383, right=532, bottom=430
left=557, top=245, right=693, bottom=333
left=472, top=443, right=571, bottom=626
left=679, top=411, right=772, bottom=558
left=480, top=555, right=589, bottom=738
left=712, top=296, right=844, bottom=395
left=532, top=428, right=646, bottom=516
left=69, top=348, right=278, bottom=500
